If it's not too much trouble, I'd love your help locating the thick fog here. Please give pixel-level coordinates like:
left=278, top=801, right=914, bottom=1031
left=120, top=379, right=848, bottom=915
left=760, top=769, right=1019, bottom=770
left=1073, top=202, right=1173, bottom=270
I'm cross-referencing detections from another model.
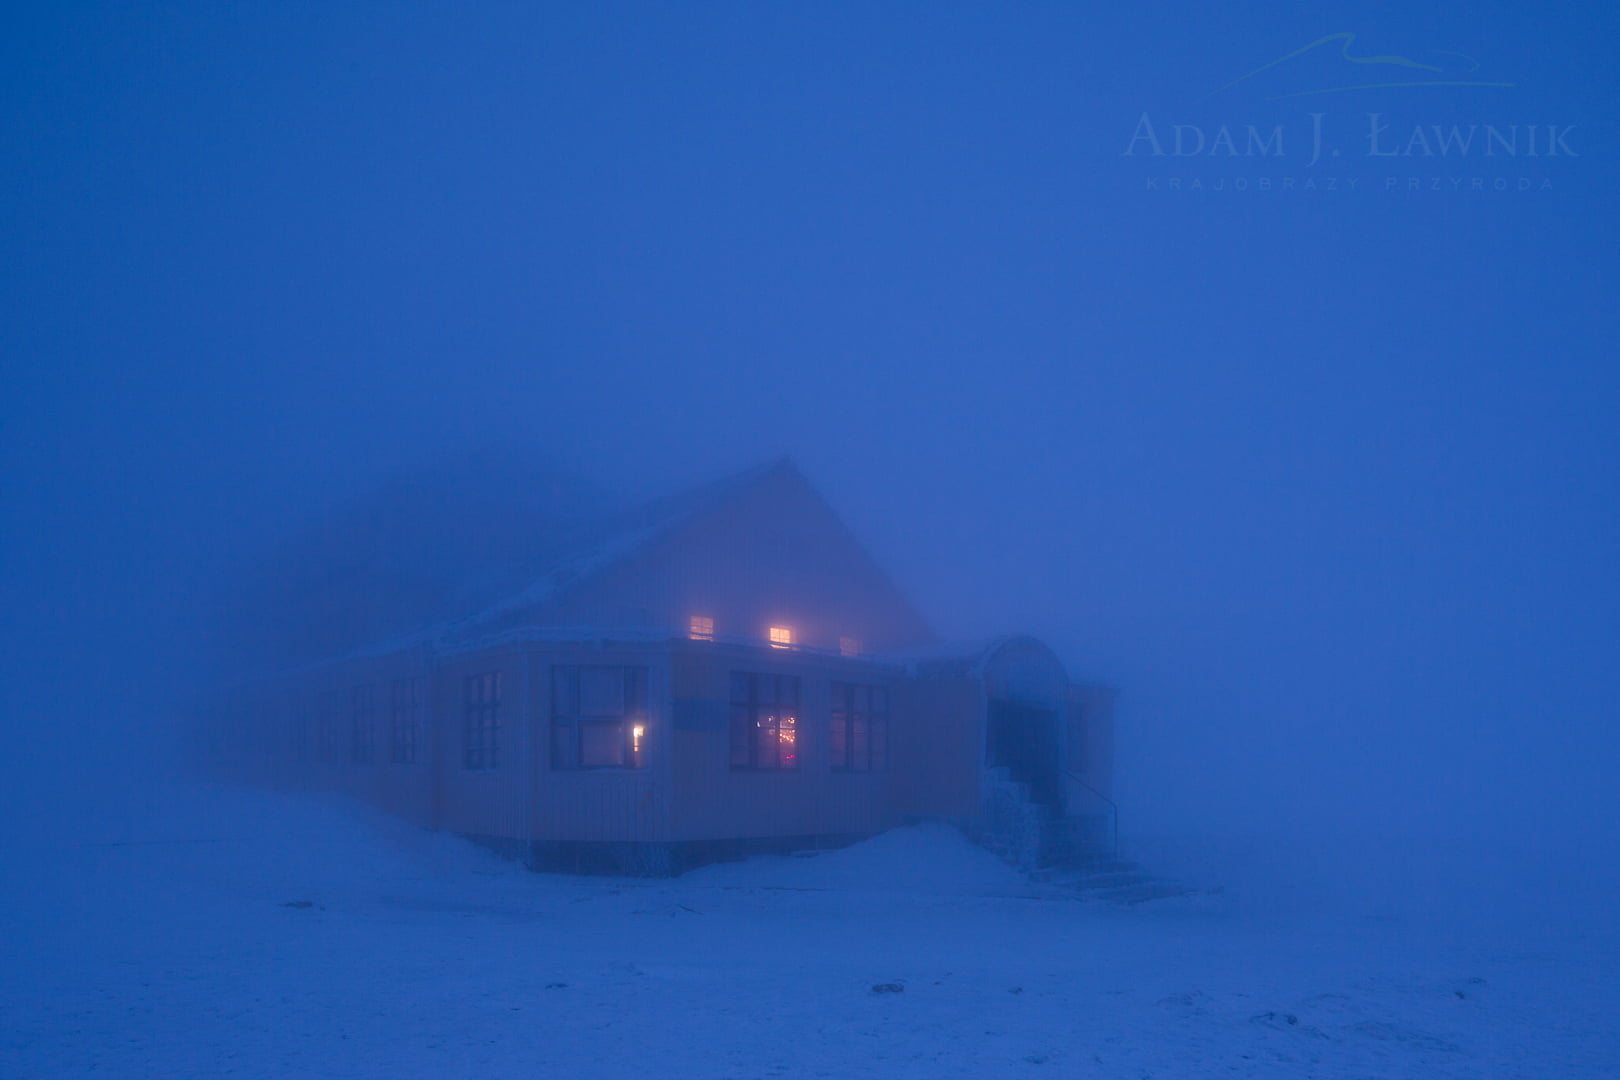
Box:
left=7, top=3, right=1615, bottom=849
left=3, top=11, right=1618, bottom=1070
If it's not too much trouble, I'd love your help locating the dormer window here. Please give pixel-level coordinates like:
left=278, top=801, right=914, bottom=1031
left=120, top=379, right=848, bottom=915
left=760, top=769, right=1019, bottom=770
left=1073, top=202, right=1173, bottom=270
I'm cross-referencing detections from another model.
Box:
left=839, top=636, right=862, bottom=657
left=768, top=626, right=793, bottom=649
left=689, top=616, right=714, bottom=641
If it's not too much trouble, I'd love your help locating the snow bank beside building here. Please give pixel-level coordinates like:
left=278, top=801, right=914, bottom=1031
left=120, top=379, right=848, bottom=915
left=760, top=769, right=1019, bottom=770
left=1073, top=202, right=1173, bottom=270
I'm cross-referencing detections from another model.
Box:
left=678, top=824, right=1032, bottom=893
left=4, top=782, right=1615, bottom=1079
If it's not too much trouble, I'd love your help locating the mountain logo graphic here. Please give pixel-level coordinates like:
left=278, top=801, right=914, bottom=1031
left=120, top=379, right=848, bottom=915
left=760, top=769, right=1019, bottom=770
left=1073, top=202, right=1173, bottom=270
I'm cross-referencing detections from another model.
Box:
left=1208, top=32, right=1515, bottom=100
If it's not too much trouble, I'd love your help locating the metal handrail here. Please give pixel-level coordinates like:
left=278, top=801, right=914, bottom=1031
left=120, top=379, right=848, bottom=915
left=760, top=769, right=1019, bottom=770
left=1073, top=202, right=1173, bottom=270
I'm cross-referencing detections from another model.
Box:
left=1062, top=769, right=1119, bottom=858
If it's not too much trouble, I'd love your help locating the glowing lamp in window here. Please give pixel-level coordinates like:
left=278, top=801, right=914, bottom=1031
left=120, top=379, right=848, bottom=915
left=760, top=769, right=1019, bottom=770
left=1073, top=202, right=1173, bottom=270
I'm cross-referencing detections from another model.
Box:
left=839, top=636, right=862, bottom=657
left=778, top=712, right=798, bottom=764
left=768, top=626, right=793, bottom=649
left=689, top=616, right=714, bottom=640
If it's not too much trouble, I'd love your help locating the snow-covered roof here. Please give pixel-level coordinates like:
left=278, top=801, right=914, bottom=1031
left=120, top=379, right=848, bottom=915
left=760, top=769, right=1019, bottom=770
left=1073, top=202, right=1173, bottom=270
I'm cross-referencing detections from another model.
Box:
left=267, top=456, right=800, bottom=677
left=874, top=635, right=1089, bottom=690
left=875, top=636, right=1025, bottom=677
left=441, top=456, right=794, bottom=641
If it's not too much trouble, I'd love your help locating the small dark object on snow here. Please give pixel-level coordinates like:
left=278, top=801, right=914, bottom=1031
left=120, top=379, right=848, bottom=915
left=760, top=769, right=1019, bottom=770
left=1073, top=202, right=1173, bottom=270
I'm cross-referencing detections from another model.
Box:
left=1455, top=990, right=1466, bottom=999
left=871, top=983, right=905, bottom=994
left=546, top=983, right=569, bottom=989
left=1009, top=986, right=1023, bottom=994
left=1252, top=1011, right=1298, bottom=1026
left=281, top=900, right=317, bottom=909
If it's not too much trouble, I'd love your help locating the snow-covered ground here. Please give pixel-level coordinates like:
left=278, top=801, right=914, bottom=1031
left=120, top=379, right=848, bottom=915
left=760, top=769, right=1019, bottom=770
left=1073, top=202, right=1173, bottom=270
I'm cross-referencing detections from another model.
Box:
left=3, top=782, right=1615, bottom=1078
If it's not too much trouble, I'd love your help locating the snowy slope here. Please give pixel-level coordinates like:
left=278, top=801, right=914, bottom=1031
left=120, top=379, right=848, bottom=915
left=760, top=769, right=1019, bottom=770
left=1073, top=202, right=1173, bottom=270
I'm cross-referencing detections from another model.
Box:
left=2, top=783, right=1615, bottom=1079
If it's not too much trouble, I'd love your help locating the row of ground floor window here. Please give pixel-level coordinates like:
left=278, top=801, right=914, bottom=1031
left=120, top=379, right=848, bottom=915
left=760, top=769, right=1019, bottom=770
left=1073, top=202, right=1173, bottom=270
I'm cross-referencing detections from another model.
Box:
left=194, top=635, right=1112, bottom=872
left=294, top=665, right=890, bottom=775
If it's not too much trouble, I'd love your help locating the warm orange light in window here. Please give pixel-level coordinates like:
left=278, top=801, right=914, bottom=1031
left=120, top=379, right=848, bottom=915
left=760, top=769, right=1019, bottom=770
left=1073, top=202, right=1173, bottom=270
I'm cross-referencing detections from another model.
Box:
left=839, top=636, right=861, bottom=657
left=769, top=626, right=793, bottom=648
left=689, top=616, right=714, bottom=640
left=631, top=724, right=645, bottom=753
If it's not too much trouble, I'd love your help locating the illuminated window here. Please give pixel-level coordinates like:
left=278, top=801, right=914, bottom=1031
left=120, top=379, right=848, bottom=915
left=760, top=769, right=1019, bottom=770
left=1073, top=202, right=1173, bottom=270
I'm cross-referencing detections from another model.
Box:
left=551, top=666, right=648, bottom=770
left=769, top=626, right=793, bottom=648
left=831, top=682, right=888, bottom=772
left=729, top=672, right=801, bottom=770
left=689, top=615, right=714, bottom=640
left=463, top=671, right=501, bottom=770
left=839, top=636, right=862, bottom=657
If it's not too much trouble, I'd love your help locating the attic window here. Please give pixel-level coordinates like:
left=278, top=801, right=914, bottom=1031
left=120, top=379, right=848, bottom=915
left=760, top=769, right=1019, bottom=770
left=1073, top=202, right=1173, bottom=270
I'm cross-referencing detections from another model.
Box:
left=839, top=636, right=862, bottom=657
left=689, top=616, right=714, bottom=641
left=769, top=626, right=793, bottom=649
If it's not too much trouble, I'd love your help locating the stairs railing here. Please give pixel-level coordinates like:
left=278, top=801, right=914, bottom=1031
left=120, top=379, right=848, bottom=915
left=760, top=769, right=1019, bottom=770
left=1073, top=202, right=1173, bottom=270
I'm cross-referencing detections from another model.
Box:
left=1062, top=770, right=1119, bottom=858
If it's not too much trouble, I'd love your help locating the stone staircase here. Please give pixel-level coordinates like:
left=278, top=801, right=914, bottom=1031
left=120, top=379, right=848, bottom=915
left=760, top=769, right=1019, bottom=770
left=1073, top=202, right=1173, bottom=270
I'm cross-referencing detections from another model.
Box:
left=970, top=767, right=1193, bottom=904
left=1032, top=856, right=1194, bottom=904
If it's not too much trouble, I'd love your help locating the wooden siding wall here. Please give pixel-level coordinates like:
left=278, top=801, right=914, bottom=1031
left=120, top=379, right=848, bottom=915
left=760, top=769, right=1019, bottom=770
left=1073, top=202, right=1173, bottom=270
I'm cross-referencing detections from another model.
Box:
left=198, top=640, right=1108, bottom=850
left=887, top=675, right=983, bottom=820
left=207, top=642, right=676, bottom=844
left=668, top=645, right=898, bottom=842
left=429, top=646, right=533, bottom=842
left=196, top=648, right=439, bottom=829
left=524, top=644, right=670, bottom=844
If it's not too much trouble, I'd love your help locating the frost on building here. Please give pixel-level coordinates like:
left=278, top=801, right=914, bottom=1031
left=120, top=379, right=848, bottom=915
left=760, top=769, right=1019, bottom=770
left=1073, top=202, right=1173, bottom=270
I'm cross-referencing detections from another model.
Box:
left=195, top=458, right=1116, bottom=873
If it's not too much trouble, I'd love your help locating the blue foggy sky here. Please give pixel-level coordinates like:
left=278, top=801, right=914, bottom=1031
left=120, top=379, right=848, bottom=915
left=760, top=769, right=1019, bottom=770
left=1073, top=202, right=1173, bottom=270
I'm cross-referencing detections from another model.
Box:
left=2, top=3, right=1617, bottom=842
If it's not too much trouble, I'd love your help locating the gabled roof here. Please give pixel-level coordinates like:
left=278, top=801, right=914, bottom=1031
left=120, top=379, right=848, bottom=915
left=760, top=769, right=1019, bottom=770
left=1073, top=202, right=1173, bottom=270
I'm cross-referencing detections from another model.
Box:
left=442, top=456, right=797, bottom=640
left=266, top=454, right=931, bottom=674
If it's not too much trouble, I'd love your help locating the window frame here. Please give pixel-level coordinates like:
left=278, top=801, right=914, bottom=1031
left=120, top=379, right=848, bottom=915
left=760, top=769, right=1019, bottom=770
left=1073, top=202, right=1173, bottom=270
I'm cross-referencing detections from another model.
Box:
left=318, top=690, right=341, bottom=764
left=389, top=676, right=422, bottom=765
left=550, top=665, right=650, bottom=771
left=350, top=683, right=376, bottom=765
left=463, top=671, right=502, bottom=771
left=729, top=671, right=802, bottom=771
left=829, top=680, right=888, bottom=773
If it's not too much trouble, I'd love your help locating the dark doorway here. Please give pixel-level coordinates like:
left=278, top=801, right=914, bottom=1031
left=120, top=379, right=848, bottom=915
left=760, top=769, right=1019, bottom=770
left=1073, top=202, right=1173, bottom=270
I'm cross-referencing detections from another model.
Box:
left=987, top=702, right=1060, bottom=807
